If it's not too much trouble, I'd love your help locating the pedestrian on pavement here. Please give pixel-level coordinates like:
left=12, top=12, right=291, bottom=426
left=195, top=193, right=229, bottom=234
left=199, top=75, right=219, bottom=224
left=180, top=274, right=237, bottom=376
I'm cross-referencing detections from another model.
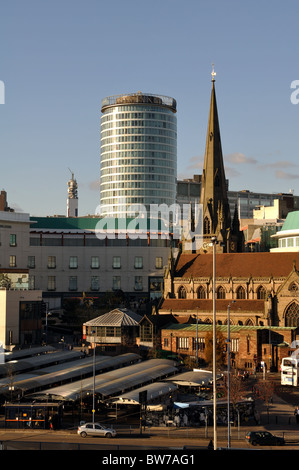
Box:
left=294, top=407, right=299, bottom=424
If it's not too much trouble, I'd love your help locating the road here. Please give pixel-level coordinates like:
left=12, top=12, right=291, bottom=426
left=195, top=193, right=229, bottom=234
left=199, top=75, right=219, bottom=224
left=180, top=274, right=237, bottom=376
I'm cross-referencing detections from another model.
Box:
left=0, top=428, right=294, bottom=451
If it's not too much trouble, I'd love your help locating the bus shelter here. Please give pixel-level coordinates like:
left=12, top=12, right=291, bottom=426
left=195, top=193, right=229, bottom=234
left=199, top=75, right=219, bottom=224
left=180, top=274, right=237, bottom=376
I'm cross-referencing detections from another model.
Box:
left=3, top=402, right=63, bottom=429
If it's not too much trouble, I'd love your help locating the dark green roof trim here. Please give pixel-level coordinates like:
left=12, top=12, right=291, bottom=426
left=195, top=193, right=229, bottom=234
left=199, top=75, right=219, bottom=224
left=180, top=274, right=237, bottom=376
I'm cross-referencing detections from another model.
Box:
left=163, top=323, right=297, bottom=333
left=30, top=217, right=169, bottom=231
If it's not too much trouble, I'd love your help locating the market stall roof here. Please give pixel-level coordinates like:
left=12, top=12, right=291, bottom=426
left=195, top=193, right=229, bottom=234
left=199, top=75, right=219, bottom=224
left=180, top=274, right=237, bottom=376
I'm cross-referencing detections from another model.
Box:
left=0, top=350, right=85, bottom=377
left=0, top=353, right=140, bottom=394
left=28, top=358, right=178, bottom=402
left=165, top=369, right=221, bottom=386
left=113, top=381, right=177, bottom=405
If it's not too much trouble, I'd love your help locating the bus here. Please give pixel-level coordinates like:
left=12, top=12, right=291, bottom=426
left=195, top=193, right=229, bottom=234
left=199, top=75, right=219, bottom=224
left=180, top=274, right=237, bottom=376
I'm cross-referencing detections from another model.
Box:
left=281, top=357, right=299, bottom=386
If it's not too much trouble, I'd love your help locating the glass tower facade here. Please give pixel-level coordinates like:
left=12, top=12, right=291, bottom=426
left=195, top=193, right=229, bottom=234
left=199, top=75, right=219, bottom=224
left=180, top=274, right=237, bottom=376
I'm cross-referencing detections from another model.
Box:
left=100, top=92, right=177, bottom=217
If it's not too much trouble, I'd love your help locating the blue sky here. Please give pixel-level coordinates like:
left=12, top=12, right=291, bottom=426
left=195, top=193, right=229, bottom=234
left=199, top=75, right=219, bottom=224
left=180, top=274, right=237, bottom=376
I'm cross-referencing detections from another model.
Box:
left=0, top=0, right=299, bottom=216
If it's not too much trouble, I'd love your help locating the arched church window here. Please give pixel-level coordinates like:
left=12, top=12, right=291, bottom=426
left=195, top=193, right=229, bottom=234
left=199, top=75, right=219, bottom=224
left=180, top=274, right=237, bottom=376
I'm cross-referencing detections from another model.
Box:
left=236, top=286, right=246, bottom=299
left=285, top=302, right=299, bottom=327
left=197, top=285, right=206, bottom=299
left=217, top=286, right=226, bottom=299
left=257, top=285, right=266, bottom=300
left=204, top=217, right=211, bottom=234
left=178, top=286, right=187, bottom=299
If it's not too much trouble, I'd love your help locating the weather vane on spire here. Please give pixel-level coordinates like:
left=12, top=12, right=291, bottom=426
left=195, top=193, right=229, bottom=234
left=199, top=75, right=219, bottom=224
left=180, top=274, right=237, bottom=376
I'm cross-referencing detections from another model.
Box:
left=211, top=63, right=216, bottom=82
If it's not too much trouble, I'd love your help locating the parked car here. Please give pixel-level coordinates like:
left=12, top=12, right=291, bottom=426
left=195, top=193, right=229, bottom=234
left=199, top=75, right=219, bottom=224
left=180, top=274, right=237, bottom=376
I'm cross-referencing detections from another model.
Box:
left=245, top=431, right=285, bottom=446
left=78, top=422, right=117, bottom=438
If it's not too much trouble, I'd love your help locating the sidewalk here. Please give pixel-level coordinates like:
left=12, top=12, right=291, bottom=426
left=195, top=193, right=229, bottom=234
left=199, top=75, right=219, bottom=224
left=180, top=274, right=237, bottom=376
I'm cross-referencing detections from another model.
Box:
left=254, top=393, right=298, bottom=431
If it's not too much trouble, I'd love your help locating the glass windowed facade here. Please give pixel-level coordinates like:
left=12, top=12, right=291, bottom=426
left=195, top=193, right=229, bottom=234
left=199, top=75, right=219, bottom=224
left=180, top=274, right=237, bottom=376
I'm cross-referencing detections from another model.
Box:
left=100, top=92, right=177, bottom=217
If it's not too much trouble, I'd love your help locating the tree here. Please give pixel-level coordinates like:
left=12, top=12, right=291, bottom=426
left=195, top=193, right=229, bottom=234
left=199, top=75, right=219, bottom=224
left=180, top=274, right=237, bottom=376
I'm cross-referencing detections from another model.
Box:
left=253, top=378, right=276, bottom=424
left=204, top=328, right=226, bottom=369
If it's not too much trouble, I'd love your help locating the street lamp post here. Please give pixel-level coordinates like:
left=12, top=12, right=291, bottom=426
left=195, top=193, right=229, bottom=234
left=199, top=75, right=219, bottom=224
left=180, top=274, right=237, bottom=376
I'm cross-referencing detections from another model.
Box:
left=211, top=236, right=217, bottom=450
left=268, top=295, right=272, bottom=372
left=196, top=308, right=199, bottom=366
left=227, top=300, right=235, bottom=449
left=90, top=329, right=96, bottom=424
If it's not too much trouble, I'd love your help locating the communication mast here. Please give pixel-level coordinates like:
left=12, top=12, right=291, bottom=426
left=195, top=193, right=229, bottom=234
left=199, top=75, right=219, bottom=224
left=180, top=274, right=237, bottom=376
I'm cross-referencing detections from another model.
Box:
left=67, top=169, right=78, bottom=217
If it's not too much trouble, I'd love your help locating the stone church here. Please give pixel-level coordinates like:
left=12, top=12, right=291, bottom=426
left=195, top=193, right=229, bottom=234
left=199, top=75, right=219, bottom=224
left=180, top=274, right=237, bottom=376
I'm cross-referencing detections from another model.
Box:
left=183, top=69, right=244, bottom=254
left=158, top=72, right=299, bottom=370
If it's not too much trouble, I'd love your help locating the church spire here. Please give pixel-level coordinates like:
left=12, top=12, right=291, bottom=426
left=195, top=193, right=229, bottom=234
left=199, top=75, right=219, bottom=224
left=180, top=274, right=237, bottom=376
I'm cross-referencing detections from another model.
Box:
left=199, top=67, right=231, bottom=251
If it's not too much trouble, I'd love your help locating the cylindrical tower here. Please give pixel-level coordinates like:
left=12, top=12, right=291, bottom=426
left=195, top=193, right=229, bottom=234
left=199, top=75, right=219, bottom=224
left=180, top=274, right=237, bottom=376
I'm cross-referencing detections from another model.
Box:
left=100, top=92, right=177, bottom=217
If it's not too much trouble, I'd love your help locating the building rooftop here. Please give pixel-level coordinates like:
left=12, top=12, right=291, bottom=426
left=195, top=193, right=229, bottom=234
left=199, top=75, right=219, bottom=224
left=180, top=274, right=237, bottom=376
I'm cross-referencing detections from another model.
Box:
left=101, top=92, right=177, bottom=113
left=160, top=298, right=265, bottom=314
left=162, top=323, right=297, bottom=333
left=174, top=252, right=299, bottom=278
left=30, top=216, right=169, bottom=233
left=84, top=308, right=142, bottom=327
left=280, top=211, right=299, bottom=232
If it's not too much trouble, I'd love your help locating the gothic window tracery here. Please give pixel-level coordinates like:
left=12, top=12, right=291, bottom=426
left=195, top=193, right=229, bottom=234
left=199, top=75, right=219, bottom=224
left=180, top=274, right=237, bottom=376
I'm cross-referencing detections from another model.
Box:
left=236, top=286, right=246, bottom=299
left=217, top=286, right=226, bottom=299
left=197, top=285, right=206, bottom=299
left=178, top=285, right=187, bottom=299
left=285, top=302, right=299, bottom=327
left=257, top=285, right=266, bottom=300
left=204, top=217, right=211, bottom=234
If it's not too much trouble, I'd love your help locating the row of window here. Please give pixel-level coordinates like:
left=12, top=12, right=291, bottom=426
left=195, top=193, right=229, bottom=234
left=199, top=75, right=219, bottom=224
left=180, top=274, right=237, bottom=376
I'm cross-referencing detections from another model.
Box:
left=100, top=181, right=175, bottom=191
left=37, top=275, right=144, bottom=292
left=164, top=336, right=240, bottom=353
left=29, top=237, right=170, bottom=247
left=101, top=159, right=176, bottom=171
left=101, top=110, right=176, bottom=120
left=101, top=135, right=177, bottom=147
left=178, top=285, right=268, bottom=300
left=101, top=142, right=176, bottom=153
left=101, top=118, right=177, bottom=132
left=101, top=165, right=176, bottom=176
left=26, top=255, right=164, bottom=270
left=100, top=189, right=175, bottom=199
left=278, top=237, right=299, bottom=248
left=101, top=128, right=177, bottom=140
left=102, top=108, right=176, bottom=122
left=100, top=173, right=175, bottom=184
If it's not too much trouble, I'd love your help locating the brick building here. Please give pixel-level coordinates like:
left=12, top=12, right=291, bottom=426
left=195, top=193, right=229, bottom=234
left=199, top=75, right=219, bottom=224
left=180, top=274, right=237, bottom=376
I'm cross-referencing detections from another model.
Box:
left=158, top=251, right=299, bottom=370
left=160, top=322, right=296, bottom=372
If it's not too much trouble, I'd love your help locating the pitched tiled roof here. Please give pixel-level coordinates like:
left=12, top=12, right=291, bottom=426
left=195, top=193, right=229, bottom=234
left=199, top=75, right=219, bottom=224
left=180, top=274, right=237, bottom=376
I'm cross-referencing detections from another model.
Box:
left=85, top=308, right=142, bottom=327
left=174, top=252, right=299, bottom=278
left=160, top=299, right=265, bottom=313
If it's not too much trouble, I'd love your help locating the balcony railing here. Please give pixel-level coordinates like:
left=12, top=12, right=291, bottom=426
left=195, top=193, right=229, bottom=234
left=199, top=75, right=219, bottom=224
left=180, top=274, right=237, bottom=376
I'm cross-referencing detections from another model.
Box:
left=101, top=92, right=177, bottom=113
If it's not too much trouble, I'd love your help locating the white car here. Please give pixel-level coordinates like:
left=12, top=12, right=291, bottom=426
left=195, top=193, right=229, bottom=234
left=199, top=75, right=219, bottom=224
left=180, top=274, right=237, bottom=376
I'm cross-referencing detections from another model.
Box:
left=77, top=422, right=117, bottom=438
